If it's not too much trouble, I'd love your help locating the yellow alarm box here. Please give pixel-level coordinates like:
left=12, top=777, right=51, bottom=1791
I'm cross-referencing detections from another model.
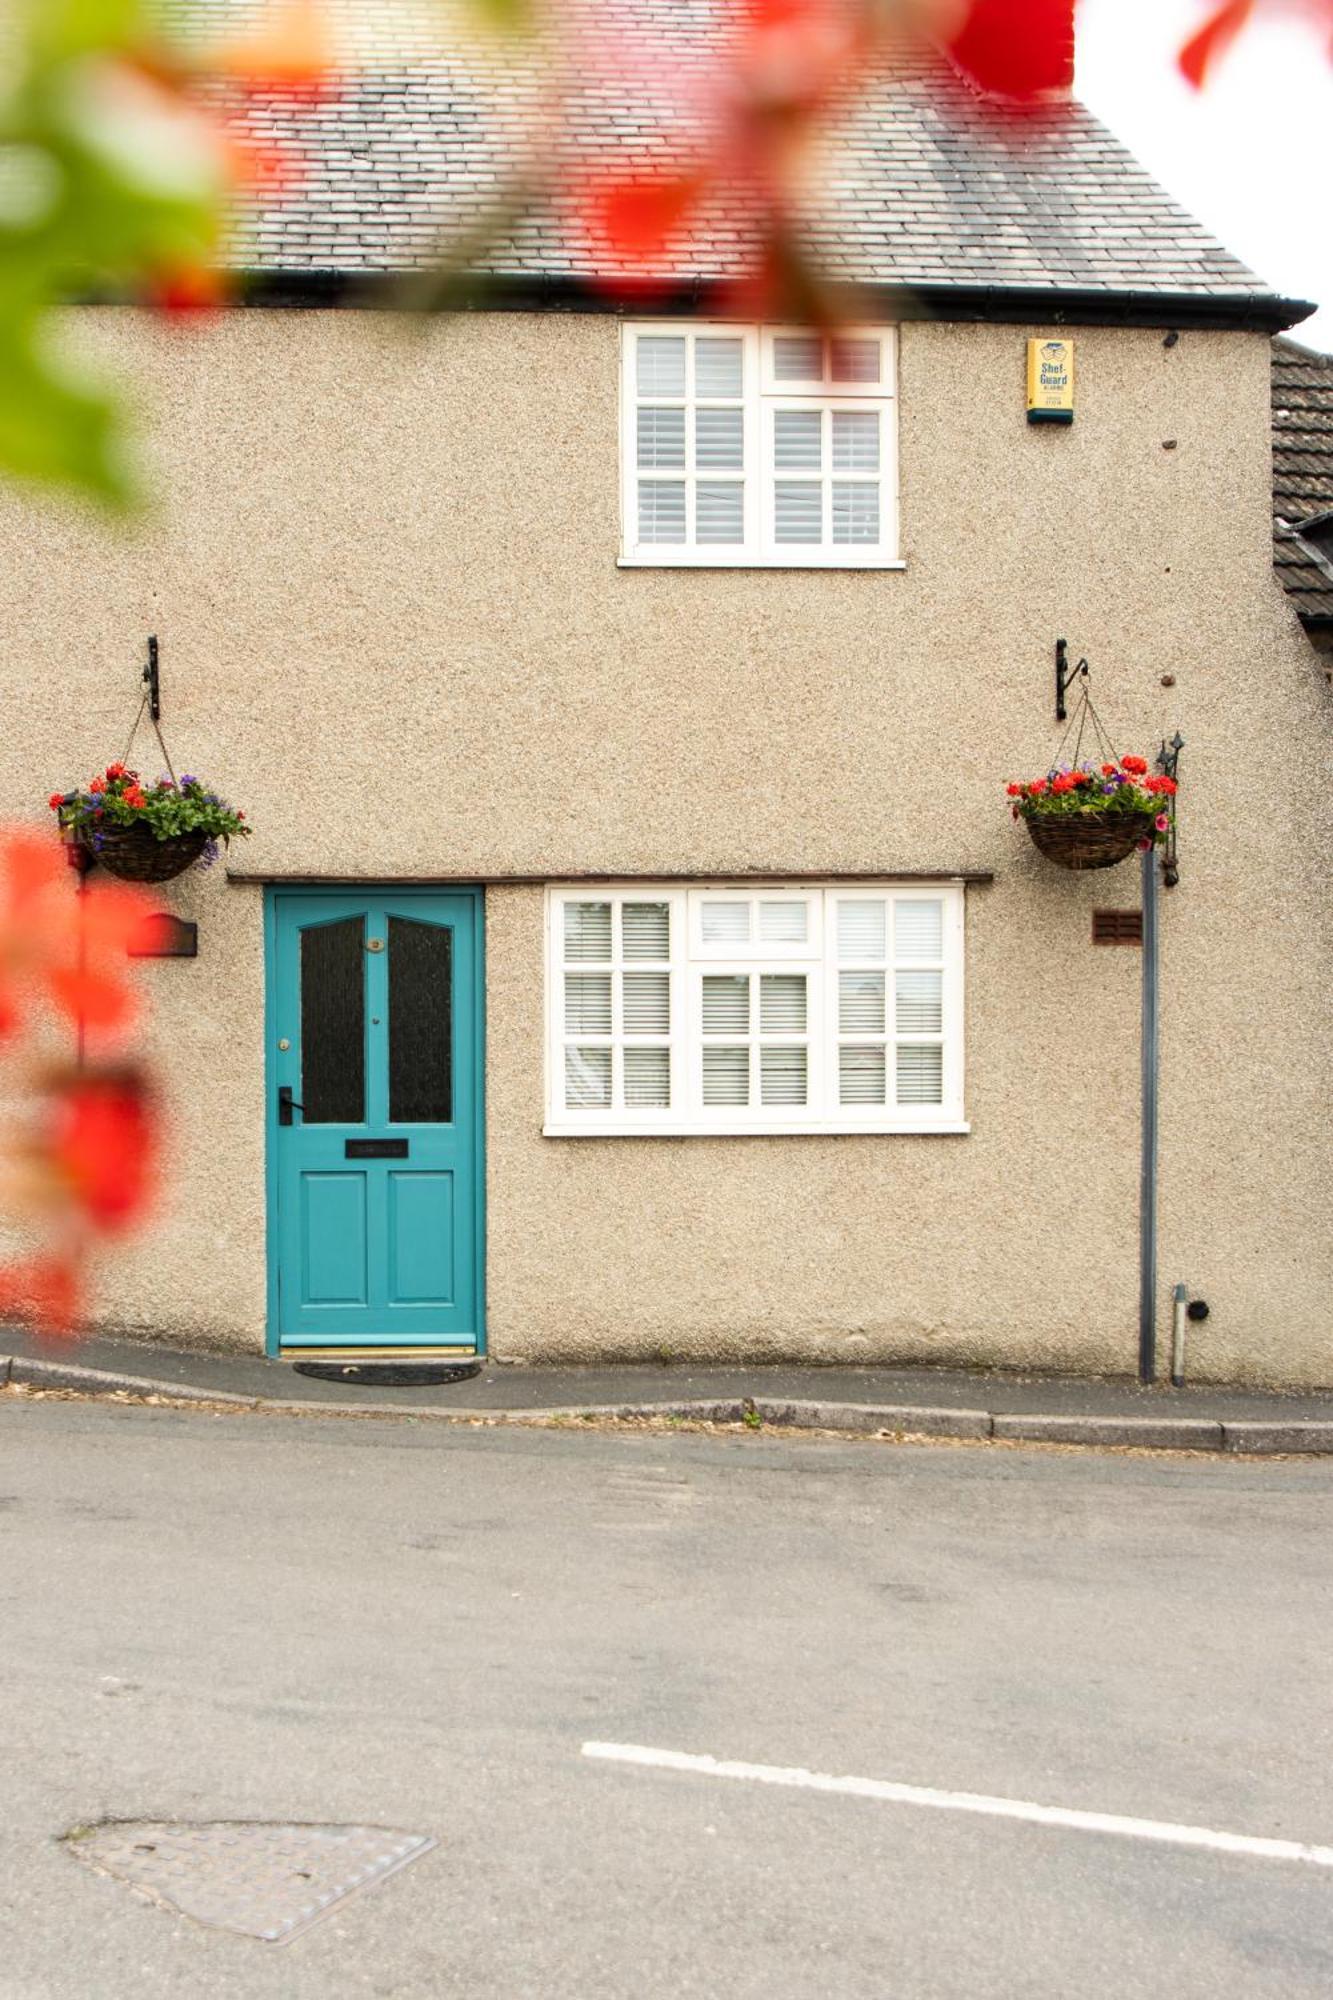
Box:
left=1027, top=338, right=1075, bottom=424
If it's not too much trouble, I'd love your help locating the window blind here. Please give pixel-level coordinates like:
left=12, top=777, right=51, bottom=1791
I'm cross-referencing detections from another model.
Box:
left=548, top=884, right=965, bottom=1134
left=623, top=324, right=896, bottom=567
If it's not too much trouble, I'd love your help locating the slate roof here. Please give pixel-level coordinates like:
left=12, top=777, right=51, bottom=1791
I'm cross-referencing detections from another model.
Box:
left=158, top=0, right=1304, bottom=321
left=1273, top=337, right=1333, bottom=627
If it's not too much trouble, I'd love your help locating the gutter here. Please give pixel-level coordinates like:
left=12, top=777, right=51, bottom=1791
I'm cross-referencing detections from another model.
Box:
left=214, top=270, right=1316, bottom=335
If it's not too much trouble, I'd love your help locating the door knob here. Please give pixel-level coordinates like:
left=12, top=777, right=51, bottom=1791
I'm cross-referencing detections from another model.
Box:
left=278, top=1085, right=306, bottom=1126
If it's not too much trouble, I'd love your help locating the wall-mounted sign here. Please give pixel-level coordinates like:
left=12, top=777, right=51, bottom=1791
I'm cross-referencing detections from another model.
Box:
left=1027, top=338, right=1075, bottom=424
left=128, top=912, right=198, bottom=958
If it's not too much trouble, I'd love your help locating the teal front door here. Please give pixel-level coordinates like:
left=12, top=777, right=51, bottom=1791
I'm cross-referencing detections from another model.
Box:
left=267, top=889, right=484, bottom=1355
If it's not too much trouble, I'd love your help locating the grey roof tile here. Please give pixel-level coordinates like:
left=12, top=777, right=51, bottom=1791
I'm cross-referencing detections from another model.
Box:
left=1273, top=338, right=1333, bottom=624
left=152, top=0, right=1284, bottom=302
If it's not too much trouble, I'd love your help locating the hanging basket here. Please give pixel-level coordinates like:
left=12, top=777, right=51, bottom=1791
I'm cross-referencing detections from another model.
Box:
left=1024, top=810, right=1155, bottom=871
left=85, top=823, right=209, bottom=884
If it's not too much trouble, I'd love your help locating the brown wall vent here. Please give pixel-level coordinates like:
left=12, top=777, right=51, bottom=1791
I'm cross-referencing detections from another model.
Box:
left=1092, top=909, right=1143, bottom=946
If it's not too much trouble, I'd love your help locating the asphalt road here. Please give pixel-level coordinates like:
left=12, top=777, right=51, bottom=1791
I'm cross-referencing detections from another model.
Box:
left=3, top=1400, right=1333, bottom=1998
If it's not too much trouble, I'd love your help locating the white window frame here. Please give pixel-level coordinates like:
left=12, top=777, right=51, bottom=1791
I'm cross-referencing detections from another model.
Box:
left=545, top=882, right=968, bottom=1136
left=619, top=322, right=902, bottom=570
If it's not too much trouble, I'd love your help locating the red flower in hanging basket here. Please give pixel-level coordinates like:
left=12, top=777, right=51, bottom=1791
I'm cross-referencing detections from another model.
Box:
left=1007, top=757, right=1175, bottom=871
left=50, top=769, right=251, bottom=883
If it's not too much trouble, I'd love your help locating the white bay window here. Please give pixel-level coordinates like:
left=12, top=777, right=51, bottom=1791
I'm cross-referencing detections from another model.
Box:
left=621, top=324, right=899, bottom=568
left=546, top=884, right=965, bottom=1135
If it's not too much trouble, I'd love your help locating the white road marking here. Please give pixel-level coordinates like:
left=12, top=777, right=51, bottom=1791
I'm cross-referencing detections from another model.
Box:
left=581, top=1742, right=1333, bottom=1871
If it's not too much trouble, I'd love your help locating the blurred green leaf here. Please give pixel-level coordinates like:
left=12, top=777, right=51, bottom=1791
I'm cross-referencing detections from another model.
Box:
left=0, top=324, right=128, bottom=503
left=457, top=0, right=535, bottom=35
left=0, top=0, right=226, bottom=508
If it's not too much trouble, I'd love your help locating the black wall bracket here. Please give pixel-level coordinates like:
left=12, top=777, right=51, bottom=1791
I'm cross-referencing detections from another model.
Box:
left=1055, top=638, right=1088, bottom=722
left=1157, top=731, right=1184, bottom=887
left=143, top=634, right=160, bottom=722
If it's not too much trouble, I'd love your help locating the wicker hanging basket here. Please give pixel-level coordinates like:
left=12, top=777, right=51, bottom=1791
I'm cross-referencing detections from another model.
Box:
left=1024, top=810, right=1154, bottom=871
left=85, top=822, right=209, bottom=884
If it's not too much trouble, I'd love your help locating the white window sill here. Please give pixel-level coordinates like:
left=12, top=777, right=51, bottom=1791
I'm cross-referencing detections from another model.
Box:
left=617, top=555, right=907, bottom=571
left=543, top=1120, right=970, bottom=1139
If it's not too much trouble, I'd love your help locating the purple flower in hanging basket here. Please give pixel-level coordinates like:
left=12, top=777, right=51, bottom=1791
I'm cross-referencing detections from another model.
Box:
left=199, top=839, right=220, bottom=869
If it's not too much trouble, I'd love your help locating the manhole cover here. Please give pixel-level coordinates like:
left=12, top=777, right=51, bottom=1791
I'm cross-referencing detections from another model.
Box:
left=293, top=1362, right=481, bottom=1388
left=65, top=1820, right=436, bottom=1943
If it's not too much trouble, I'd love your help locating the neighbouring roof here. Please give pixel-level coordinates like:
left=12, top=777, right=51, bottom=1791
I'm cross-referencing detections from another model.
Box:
left=1273, top=337, right=1333, bottom=628
left=159, top=0, right=1310, bottom=327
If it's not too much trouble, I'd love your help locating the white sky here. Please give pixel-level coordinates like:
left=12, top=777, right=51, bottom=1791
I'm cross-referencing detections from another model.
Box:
left=1075, top=0, right=1333, bottom=351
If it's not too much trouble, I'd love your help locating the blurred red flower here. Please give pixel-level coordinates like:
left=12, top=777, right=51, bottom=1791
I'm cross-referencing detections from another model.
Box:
left=50, top=1069, right=159, bottom=1236
left=0, top=830, right=149, bottom=1043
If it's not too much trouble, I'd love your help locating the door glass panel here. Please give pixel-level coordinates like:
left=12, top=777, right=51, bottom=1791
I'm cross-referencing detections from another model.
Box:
left=300, top=917, right=366, bottom=1124
left=389, top=917, right=453, bottom=1124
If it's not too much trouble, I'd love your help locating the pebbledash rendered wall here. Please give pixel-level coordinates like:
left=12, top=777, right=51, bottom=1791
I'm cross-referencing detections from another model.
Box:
left=1, top=309, right=1329, bottom=1384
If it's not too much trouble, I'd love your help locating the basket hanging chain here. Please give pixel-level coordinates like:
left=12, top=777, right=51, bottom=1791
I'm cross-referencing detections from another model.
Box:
left=120, top=691, right=180, bottom=787
left=1049, top=682, right=1121, bottom=775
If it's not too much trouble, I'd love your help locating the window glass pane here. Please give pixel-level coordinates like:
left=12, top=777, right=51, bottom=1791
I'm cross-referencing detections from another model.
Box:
left=702, top=974, right=749, bottom=1033
left=896, top=900, right=944, bottom=959
left=896, top=970, right=942, bottom=1036
left=840, top=1045, right=887, bottom=1106
left=758, top=899, right=808, bottom=942
left=837, top=899, right=886, bottom=959
left=564, top=902, right=612, bottom=961
left=696, top=483, right=744, bottom=544
left=832, top=482, right=880, bottom=545
left=637, top=335, right=685, bottom=397
left=638, top=481, right=686, bottom=544
left=565, top=1047, right=612, bottom=1109
left=775, top=482, right=822, bottom=543
left=300, top=917, right=365, bottom=1124
left=624, top=1047, right=670, bottom=1108
left=696, top=337, right=743, bottom=397
left=704, top=1046, right=749, bottom=1106
left=897, top=1044, right=943, bottom=1106
left=761, top=1046, right=807, bottom=1106
left=774, top=409, right=822, bottom=469
left=760, top=973, right=806, bottom=1034
left=622, top=902, right=670, bottom=959
left=773, top=334, right=822, bottom=381
left=637, top=406, right=685, bottom=469
left=840, top=970, right=885, bottom=1035
left=623, top=971, right=670, bottom=1034
left=696, top=407, right=743, bottom=468
left=565, top=972, right=612, bottom=1034
left=701, top=901, right=750, bottom=945
left=830, top=336, right=881, bottom=383
left=388, top=917, right=452, bottom=1124
left=832, top=410, right=880, bottom=471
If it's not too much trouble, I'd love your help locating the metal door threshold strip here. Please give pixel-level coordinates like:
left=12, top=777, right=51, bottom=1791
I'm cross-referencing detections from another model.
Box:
left=281, top=1347, right=477, bottom=1360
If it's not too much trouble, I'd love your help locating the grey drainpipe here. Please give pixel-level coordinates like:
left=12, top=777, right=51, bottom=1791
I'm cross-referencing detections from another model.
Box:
left=1139, top=841, right=1160, bottom=1384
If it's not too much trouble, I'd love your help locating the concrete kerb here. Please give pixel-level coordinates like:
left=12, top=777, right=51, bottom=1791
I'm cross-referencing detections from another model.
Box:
left=6, top=1357, right=260, bottom=1407
left=5, top=1354, right=1333, bottom=1455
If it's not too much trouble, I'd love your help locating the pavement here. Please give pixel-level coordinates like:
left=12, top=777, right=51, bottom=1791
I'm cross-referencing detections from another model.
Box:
left=3, top=1396, right=1333, bottom=1997
left=4, top=1325, right=1333, bottom=1454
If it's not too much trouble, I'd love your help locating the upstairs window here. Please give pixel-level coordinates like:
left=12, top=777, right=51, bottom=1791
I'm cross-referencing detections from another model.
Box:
left=546, top=883, right=965, bottom=1135
left=621, top=324, right=899, bottom=568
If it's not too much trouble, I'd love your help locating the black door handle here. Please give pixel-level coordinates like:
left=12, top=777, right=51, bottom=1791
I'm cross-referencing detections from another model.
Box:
left=278, top=1085, right=306, bottom=1126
